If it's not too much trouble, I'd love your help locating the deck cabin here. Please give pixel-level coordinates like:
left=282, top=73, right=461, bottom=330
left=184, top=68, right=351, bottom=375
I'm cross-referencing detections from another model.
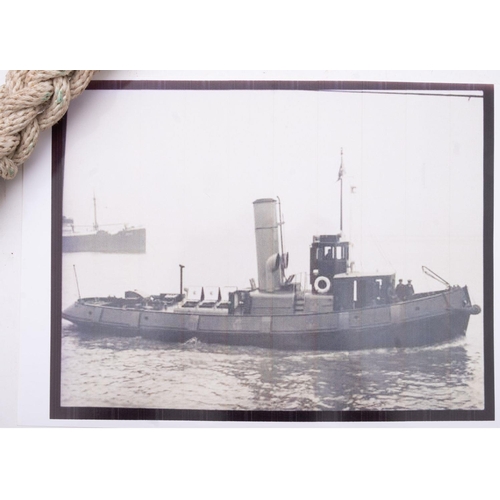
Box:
left=331, top=273, right=395, bottom=311
left=309, top=234, right=395, bottom=311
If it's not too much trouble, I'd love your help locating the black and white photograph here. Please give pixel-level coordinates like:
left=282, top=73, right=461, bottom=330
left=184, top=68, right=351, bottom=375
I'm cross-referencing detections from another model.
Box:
left=51, top=80, right=493, bottom=421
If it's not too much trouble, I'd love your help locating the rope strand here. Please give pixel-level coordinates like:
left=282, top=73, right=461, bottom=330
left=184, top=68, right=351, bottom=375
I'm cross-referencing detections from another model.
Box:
left=0, top=70, right=96, bottom=180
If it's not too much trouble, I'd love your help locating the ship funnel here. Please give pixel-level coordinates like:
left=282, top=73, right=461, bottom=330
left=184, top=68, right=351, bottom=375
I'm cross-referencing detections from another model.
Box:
left=253, top=198, right=283, bottom=292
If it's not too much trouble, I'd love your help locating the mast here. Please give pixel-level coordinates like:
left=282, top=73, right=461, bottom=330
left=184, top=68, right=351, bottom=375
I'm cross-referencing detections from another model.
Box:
left=93, top=193, right=99, bottom=231
left=338, top=148, right=344, bottom=233
left=179, top=264, right=185, bottom=296
left=73, top=265, right=81, bottom=299
left=277, top=196, right=286, bottom=281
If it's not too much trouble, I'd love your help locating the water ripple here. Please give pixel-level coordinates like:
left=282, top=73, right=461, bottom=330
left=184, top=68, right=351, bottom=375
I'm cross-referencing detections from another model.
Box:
left=60, top=324, right=485, bottom=412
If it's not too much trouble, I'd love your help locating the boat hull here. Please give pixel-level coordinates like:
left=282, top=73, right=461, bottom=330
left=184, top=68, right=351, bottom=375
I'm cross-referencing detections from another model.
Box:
left=62, top=228, right=146, bottom=254
left=62, top=287, right=479, bottom=351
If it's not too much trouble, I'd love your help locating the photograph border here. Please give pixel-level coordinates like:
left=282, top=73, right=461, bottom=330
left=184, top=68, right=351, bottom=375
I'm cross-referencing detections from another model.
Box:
left=50, top=79, right=495, bottom=422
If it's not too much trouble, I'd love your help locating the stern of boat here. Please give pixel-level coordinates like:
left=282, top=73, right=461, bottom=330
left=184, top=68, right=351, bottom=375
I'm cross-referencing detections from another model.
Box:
left=62, top=299, right=102, bottom=328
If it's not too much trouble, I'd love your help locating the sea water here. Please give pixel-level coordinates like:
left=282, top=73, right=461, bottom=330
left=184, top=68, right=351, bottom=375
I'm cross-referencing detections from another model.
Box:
left=60, top=252, right=485, bottom=412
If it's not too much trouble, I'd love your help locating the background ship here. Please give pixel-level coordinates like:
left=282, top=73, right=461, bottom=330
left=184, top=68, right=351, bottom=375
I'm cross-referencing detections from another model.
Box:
left=62, top=196, right=146, bottom=254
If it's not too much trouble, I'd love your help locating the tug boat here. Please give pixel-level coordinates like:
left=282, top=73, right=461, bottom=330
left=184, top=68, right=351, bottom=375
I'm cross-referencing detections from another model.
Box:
left=62, top=198, right=481, bottom=351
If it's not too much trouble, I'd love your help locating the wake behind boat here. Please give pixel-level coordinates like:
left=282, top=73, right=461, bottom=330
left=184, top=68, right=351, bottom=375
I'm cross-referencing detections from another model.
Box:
left=62, top=197, right=481, bottom=351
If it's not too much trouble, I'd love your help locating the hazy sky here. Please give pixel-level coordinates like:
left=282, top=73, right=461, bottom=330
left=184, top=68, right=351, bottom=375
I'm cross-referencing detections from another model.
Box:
left=63, top=86, right=484, bottom=302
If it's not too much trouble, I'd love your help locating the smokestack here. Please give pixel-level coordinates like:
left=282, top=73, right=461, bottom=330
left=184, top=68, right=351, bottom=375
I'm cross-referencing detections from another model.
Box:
left=253, top=198, right=283, bottom=292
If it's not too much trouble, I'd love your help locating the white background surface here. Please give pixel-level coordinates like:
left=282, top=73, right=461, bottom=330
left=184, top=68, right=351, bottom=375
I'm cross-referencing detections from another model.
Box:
left=2, top=66, right=499, bottom=488
left=6, top=70, right=494, bottom=428
left=1, top=5, right=500, bottom=496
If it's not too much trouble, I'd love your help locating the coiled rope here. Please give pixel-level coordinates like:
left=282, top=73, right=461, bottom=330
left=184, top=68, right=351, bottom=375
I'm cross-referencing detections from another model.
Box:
left=0, top=70, right=96, bottom=180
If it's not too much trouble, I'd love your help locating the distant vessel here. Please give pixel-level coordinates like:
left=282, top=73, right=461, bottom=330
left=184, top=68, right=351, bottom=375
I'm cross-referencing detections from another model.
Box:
left=62, top=193, right=480, bottom=350
left=62, top=196, right=146, bottom=254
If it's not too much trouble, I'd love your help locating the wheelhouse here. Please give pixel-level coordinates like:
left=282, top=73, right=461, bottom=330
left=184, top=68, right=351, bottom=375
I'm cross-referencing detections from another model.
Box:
left=310, top=234, right=350, bottom=288
left=310, top=234, right=395, bottom=311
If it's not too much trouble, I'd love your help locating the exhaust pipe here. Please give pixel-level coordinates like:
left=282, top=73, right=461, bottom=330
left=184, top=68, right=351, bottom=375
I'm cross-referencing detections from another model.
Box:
left=253, top=199, right=283, bottom=292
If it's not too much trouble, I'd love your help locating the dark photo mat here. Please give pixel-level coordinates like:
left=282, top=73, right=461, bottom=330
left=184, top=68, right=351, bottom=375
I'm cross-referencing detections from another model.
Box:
left=50, top=79, right=494, bottom=422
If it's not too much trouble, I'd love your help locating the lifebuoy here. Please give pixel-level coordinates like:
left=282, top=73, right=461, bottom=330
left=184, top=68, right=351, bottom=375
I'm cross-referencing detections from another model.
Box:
left=314, top=276, right=331, bottom=294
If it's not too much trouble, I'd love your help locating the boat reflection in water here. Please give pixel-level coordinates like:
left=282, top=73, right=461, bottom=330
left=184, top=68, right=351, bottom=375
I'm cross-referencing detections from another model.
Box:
left=62, top=197, right=481, bottom=351
left=60, top=324, right=483, bottom=410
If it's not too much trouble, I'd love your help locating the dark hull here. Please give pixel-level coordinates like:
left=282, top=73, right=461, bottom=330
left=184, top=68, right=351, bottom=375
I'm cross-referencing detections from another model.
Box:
left=157, top=310, right=471, bottom=350
left=62, top=228, right=146, bottom=254
left=69, top=310, right=470, bottom=351
left=62, top=287, right=479, bottom=351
